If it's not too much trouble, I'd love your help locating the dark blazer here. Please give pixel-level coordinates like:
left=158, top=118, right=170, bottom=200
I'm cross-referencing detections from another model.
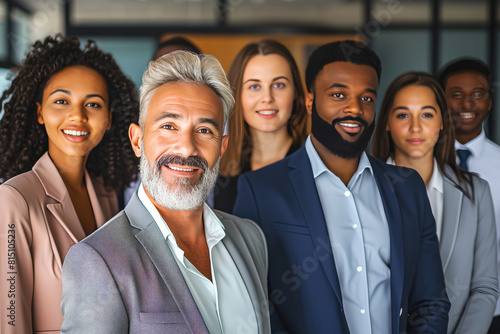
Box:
left=61, top=193, right=271, bottom=334
left=233, top=145, right=450, bottom=334
left=214, top=143, right=300, bottom=213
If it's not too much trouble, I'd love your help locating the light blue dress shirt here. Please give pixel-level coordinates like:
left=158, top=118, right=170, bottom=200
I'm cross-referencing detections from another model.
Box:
left=305, top=136, right=391, bottom=334
left=138, top=185, right=257, bottom=333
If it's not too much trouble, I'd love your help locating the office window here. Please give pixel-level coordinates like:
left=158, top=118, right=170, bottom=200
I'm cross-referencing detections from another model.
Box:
left=440, top=30, right=488, bottom=67
left=373, top=0, right=431, bottom=26
left=371, top=29, right=431, bottom=110
left=227, top=0, right=363, bottom=29
left=0, top=1, right=6, bottom=62
left=0, top=66, right=13, bottom=118
left=11, top=7, right=31, bottom=65
left=73, top=0, right=218, bottom=25
left=442, top=0, right=487, bottom=24
left=78, top=36, right=157, bottom=88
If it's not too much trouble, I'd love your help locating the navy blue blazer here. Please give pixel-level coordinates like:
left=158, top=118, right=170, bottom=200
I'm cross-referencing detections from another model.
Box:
left=233, top=145, right=450, bottom=334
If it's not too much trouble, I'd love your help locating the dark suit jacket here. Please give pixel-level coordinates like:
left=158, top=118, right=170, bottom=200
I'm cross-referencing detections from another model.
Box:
left=214, top=143, right=300, bottom=213
left=233, top=145, right=450, bottom=334
left=61, top=194, right=271, bottom=334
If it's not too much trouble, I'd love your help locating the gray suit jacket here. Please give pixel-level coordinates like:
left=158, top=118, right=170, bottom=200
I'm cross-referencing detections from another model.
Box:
left=60, top=194, right=270, bottom=334
left=441, top=168, right=499, bottom=334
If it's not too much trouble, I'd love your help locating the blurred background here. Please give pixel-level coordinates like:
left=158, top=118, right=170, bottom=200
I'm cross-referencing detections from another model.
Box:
left=0, top=0, right=498, bottom=142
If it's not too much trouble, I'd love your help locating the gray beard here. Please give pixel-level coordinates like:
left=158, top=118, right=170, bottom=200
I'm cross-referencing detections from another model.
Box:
left=140, top=147, right=219, bottom=211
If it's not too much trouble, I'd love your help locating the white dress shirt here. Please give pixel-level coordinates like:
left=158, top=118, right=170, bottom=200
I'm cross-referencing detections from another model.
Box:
left=137, top=185, right=257, bottom=333
left=305, top=137, right=391, bottom=334
left=455, top=129, right=500, bottom=316
left=426, top=160, right=444, bottom=240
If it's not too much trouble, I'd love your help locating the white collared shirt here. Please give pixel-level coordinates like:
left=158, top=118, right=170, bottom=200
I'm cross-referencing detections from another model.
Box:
left=305, top=136, right=391, bottom=334
left=455, top=129, right=500, bottom=315
left=426, top=160, right=444, bottom=240
left=137, top=185, right=257, bottom=333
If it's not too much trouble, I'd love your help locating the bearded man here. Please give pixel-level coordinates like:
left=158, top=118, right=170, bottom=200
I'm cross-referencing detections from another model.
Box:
left=233, top=40, right=450, bottom=334
left=61, top=51, right=270, bottom=334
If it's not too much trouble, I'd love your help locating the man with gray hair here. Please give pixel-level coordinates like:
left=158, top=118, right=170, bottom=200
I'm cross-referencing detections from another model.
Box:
left=60, top=51, right=271, bottom=334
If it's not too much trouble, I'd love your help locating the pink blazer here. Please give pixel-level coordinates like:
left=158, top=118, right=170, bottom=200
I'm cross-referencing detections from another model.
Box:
left=0, top=153, right=118, bottom=333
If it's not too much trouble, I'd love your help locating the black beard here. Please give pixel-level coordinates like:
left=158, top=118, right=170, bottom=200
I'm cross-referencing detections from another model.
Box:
left=310, top=99, right=374, bottom=159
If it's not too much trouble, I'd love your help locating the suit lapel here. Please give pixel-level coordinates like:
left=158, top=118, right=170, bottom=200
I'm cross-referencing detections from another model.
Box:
left=127, top=195, right=209, bottom=334
left=369, top=157, right=404, bottom=334
left=46, top=202, right=83, bottom=243
left=33, top=153, right=85, bottom=243
left=288, top=147, right=343, bottom=306
left=220, top=215, right=267, bottom=334
left=440, top=178, right=463, bottom=271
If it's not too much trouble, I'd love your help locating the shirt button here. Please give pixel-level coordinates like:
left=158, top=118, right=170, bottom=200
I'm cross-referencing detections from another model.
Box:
left=352, top=224, right=358, bottom=229
left=344, top=190, right=351, bottom=197
left=360, top=309, right=366, bottom=314
left=357, top=266, right=363, bottom=272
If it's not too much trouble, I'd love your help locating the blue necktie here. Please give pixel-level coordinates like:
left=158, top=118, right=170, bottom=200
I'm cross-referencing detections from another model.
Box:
left=456, top=149, right=472, bottom=171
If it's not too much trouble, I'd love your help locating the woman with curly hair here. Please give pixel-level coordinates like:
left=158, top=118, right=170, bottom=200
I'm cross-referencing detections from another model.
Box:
left=215, top=40, right=308, bottom=212
left=0, top=35, right=138, bottom=333
left=372, top=71, right=498, bottom=334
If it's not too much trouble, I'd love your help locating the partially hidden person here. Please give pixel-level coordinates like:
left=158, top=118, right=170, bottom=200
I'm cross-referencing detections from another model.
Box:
left=372, top=71, right=498, bottom=334
left=215, top=40, right=308, bottom=213
left=437, top=58, right=500, bottom=334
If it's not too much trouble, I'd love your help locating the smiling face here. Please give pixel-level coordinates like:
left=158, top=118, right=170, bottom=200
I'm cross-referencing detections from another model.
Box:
left=306, top=61, right=378, bottom=159
left=129, top=82, right=227, bottom=210
left=307, top=62, right=378, bottom=141
left=386, top=85, right=443, bottom=163
left=241, top=54, right=295, bottom=135
left=445, top=70, right=492, bottom=142
left=36, top=65, right=111, bottom=165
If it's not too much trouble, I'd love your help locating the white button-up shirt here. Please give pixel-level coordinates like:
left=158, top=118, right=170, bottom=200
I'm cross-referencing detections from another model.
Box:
left=426, top=160, right=444, bottom=240
left=138, top=185, right=257, bottom=333
left=305, top=137, right=391, bottom=334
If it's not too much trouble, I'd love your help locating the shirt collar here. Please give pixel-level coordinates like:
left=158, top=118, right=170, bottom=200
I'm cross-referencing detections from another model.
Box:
left=305, top=135, right=373, bottom=184
left=137, top=184, right=225, bottom=252
left=387, top=157, right=443, bottom=194
left=455, top=128, right=486, bottom=158
left=428, top=158, right=444, bottom=194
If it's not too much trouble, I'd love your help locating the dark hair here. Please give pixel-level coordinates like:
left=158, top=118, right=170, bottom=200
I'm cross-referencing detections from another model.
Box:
left=372, top=71, right=474, bottom=200
left=153, top=36, right=201, bottom=60
left=305, top=40, right=382, bottom=92
left=0, top=35, right=139, bottom=191
left=437, top=57, right=492, bottom=94
left=220, top=39, right=308, bottom=177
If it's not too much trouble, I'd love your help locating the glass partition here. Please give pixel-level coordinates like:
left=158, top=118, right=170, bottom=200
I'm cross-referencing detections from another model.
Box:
left=0, top=1, right=7, bottom=62
left=227, top=0, right=363, bottom=29
left=73, top=0, right=218, bottom=25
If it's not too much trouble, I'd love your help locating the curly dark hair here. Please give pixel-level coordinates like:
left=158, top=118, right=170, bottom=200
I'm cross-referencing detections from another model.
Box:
left=0, top=34, right=139, bottom=191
